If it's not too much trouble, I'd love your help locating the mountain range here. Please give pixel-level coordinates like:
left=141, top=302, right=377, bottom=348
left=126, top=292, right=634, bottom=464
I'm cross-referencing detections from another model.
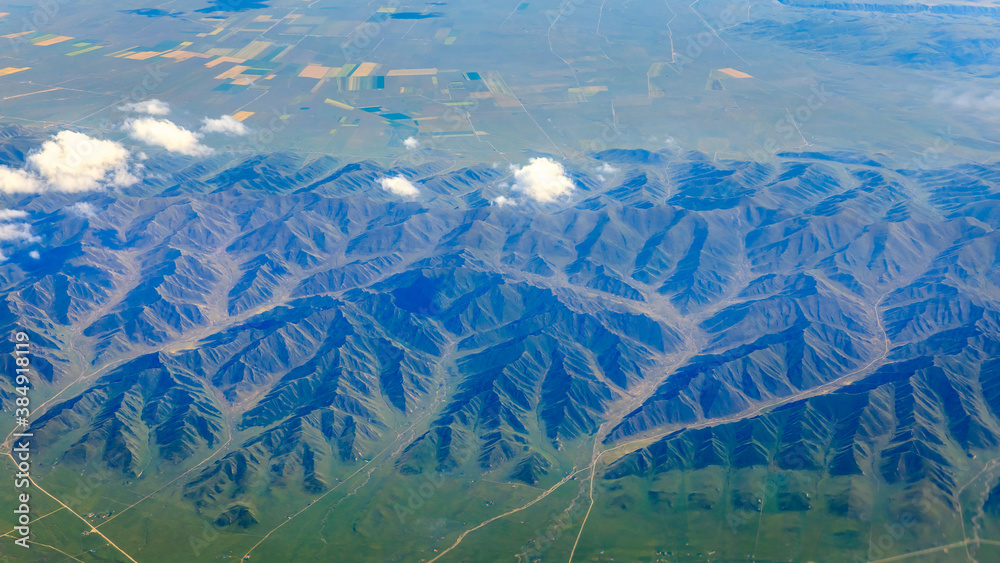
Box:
left=2, top=125, right=1000, bottom=561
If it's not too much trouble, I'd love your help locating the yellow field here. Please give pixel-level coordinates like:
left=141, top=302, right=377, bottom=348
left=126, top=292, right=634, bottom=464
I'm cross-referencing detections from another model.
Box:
left=299, top=65, right=331, bottom=79
left=206, top=56, right=247, bottom=68
left=214, top=65, right=249, bottom=80
left=35, top=35, right=73, bottom=46
left=161, top=50, right=212, bottom=62
left=125, top=51, right=164, bottom=60
left=324, top=98, right=354, bottom=110
left=351, top=62, right=379, bottom=77
left=386, top=68, right=438, bottom=76
left=718, top=68, right=752, bottom=78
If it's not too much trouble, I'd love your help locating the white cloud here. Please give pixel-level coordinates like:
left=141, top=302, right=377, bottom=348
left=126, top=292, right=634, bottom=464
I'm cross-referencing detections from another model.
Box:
left=28, top=250, right=39, bottom=259
left=201, top=115, right=250, bottom=136
left=0, top=166, right=42, bottom=193
left=28, top=131, right=138, bottom=192
left=596, top=162, right=619, bottom=174
left=67, top=202, right=97, bottom=218
left=379, top=176, right=420, bottom=197
left=0, top=205, right=39, bottom=256
left=509, top=157, right=574, bottom=203
left=0, top=209, right=28, bottom=221
left=934, top=88, right=1000, bottom=113
left=403, top=136, right=420, bottom=150
left=0, top=223, right=39, bottom=243
left=119, top=99, right=170, bottom=116
left=125, top=117, right=213, bottom=156
left=492, top=196, right=518, bottom=207
left=0, top=131, right=137, bottom=194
